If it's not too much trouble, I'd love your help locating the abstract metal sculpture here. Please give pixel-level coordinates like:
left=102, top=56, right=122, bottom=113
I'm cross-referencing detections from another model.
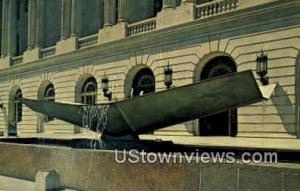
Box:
left=21, top=70, right=275, bottom=140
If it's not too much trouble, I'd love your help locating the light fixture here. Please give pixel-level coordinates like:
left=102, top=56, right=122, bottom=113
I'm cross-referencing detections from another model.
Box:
left=101, top=74, right=112, bottom=101
left=164, top=63, right=173, bottom=89
left=256, top=50, right=269, bottom=86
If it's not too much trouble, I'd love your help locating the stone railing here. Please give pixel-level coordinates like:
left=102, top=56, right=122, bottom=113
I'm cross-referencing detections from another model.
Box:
left=78, top=34, right=98, bottom=49
left=41, top=46, right=56, bottom=58
left=127, top=18, right=157, bottom=36
left=11, top=55, right=24, bottom=65
left=195, top=0, right=239, bottom=19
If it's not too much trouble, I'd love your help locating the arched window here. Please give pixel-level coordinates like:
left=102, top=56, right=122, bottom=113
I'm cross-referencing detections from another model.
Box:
left=132, top=68, right=155, bottom=97
left=200, top=57, right=236, bottom=80
left=14, top=89, right=22, bottom=123
left=81, top=77, right=97, bottom=104
left=43, top=84, right=55, bottom=122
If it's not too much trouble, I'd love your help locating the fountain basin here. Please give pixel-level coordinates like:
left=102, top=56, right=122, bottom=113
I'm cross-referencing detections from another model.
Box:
left=1, top=141, right=300, bottom=191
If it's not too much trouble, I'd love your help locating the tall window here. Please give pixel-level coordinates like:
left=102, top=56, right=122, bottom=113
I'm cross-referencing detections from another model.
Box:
left=24, top=0, right=28, bottom=13
left=81, top=77, right=97, bottom=104
left=43, top=84, right=55, bottom=122
left=14, top=89, right=22, bottom=123
left=17, top=0, right=21, bottom=20
left=132, top=68, right=155, bottom=97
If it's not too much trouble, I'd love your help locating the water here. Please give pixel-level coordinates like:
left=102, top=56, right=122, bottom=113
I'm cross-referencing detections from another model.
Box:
left=81, top=105, right=110, bottom=133
left=80, top=104, right=110, bottom=190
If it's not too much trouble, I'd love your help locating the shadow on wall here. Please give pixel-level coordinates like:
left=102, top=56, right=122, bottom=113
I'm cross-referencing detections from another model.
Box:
left=271, top=85, right=295, bottom=135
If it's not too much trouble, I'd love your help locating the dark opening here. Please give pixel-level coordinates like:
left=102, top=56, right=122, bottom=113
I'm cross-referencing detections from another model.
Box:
left=16, top=34, right=20, bottom=56
left=199, top=56, right=237, bottom=137
left=115, top=0, right=119, bottom=24
left=17, top=0, right=20, bottom=20
left=9, top=89, right=22, bottom=136
left=24, top=0, right=28, bottom=13
left=132, top=68, right=155, bottom=97
left=153, top=0, right=163, bottom=17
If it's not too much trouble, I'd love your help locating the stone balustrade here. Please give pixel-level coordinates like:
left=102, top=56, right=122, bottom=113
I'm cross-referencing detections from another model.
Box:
left=78, top=34, right=99, bottom=49
left=11, top=55, right=24, bottom=65
left=41, top=46, right=56, bottom=58
left=195, top=0, right=239, bottom=19
left=127, top=18, right=157, bottom=36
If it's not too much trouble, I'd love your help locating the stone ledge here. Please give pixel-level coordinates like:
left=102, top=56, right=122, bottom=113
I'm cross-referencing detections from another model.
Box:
left=98, top=22, right=128, bottom=44
left=56, top=37, right=78, bottom=55
left=23, top=48, right=41, bottom=63
left=0, top=57, right=11, bottom=69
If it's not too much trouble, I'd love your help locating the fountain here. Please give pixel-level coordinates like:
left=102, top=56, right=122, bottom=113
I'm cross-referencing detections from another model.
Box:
left=20, top=70, right=275, bottom=140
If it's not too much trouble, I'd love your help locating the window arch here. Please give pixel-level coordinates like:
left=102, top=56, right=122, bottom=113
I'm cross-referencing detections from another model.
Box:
left=14, top=89, right=23, bottom=123
left=43, top=84, right=55, bottom=122
left=200, top=56, right=237, bottom=80
left=132, top=68, right=155, bottom=97
left=81, top=77, right=97, bottom=104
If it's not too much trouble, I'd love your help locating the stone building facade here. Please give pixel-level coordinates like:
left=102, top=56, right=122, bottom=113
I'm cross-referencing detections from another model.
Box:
left=0, top=0, right=299, bottom=139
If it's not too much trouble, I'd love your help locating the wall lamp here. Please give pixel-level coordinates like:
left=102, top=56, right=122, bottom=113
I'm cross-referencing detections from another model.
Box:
left=164, top=63, right=173, bottom=89
left=101, top=75, right=112, bottom=101
left=256, top=50, right=269, bottom=86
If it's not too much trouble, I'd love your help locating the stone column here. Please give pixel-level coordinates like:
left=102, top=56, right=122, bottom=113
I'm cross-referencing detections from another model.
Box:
left=35, top=0, right=45, bottom=48
left=163, top=0, right=176, bottom=9
left=7, top=0, right=17, bottom=56
left=27, top=0, right=36, bottom=50
left=71, top=0, right=81, bottom=37
left=103, top=0, right=116, bottom=27
left=117, top=0, right=128, bottom=23
left=1, top=0, right=9, bottom=57
left=61, top=0, right=72, bottom=39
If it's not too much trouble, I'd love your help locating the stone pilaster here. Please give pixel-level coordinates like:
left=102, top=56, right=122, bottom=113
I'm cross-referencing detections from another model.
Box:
left=71, top=0, right=82, bottom=37
left=35, top=0, right=45, bottom=48
left=163, top=0, right=176, bottom=9
left=118, top=0, right=128, bottom=23
left=61, top=0, right=72, bottom=39
left=181, top=0, right=196, bottom=4
left=7, top=0, right=17, bottom=56
left=1, top=0, right=9, bottom=57
left=27, top=0, right=36, bottom=50
left=157, top=0, right=195, bottom=29
left=103, top=0, right=116, bottom=27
